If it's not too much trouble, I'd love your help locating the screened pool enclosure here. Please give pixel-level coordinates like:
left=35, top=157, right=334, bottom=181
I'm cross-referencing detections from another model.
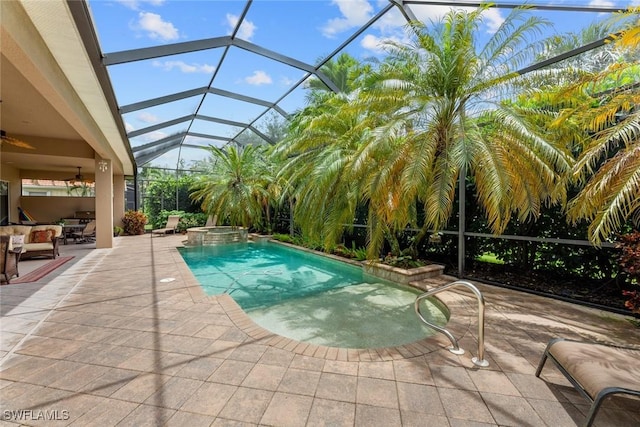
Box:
left=76, top=1, right=640, bottom=313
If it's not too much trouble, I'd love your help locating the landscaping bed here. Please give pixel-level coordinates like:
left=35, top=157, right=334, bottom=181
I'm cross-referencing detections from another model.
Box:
left=465, top=262, right=639, bottom=318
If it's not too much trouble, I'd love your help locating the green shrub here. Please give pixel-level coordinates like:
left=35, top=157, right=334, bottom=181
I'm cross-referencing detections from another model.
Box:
left=350, top=243, right=368, bottom=261
left=176, top=212, right=207, bottom=232
left=122, top=210, right=148, bottom=235
left=382, top=253, right=426, bottom=269
left=153, top=210, right=183, bottom=230
left=618, top=231, right=640, bottom=315
left=271, top=233, right=294, bottom=244
left=142, top=172, right=201, bottom=227
left=155, top=210, right=207, bottom=233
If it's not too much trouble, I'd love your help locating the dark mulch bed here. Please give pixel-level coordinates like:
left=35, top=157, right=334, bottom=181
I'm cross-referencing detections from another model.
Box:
left=463, top=262, right=639, bottom=318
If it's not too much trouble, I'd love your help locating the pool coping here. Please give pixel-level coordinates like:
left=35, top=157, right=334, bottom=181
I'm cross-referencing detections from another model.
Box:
left=173, top=241, right=479, bottom=363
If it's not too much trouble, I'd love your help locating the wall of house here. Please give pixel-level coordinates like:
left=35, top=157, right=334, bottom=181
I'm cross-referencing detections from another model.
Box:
left=20, top=196, right=95, bottom=224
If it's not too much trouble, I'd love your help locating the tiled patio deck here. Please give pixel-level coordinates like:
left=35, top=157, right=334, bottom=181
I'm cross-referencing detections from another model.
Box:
left=1, top=234, right=639, bottom=426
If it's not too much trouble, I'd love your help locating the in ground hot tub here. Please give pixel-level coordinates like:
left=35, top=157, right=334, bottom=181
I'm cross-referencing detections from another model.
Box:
left=186, top=226, right=248, bottom=246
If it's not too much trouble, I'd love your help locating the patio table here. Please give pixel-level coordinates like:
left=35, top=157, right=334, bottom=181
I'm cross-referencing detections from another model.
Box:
left=62, top=224, right=86, bottom=245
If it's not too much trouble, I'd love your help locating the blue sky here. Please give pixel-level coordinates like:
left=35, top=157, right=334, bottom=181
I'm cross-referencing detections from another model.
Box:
left=87, top=0, right=636, bottom=168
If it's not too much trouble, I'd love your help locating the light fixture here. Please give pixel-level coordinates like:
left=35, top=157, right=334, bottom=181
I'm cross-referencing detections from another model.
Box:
left=64, top=167, right=91, bottom=185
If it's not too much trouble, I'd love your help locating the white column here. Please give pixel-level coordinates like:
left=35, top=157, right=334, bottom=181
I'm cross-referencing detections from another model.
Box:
left=95, top=156, right=113, bottom=248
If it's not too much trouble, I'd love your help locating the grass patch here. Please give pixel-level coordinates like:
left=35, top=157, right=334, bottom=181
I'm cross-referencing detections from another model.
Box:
left=476, top=253, right=504, bottom=265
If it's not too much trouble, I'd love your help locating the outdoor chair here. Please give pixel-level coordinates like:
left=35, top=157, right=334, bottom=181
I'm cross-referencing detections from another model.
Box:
left=535, top=337, right=640, bottom=427
left=1, top=235, right=19, bottom=283
left=151, top=215, right=181, bottom=237
left=71, top=220, right=96, bottom=243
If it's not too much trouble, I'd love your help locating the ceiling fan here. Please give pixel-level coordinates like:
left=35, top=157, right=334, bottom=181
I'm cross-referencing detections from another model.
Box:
left=65, top=167, right=92, bottom=184
left=0, top=130, right=34, bottom=149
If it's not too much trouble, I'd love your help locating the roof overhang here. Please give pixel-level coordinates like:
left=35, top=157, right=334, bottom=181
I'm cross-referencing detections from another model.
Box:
left=1, top=0, right=135, bottom=176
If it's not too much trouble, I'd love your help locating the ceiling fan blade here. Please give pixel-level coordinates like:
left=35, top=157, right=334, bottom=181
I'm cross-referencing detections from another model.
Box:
left=64, top=167, right=94, bottom=184
left=0, top=130, right=35, bottom=149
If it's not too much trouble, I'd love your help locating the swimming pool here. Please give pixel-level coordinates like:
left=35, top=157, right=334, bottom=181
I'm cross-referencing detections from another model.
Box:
left=179, top=242, right=448, bottom=348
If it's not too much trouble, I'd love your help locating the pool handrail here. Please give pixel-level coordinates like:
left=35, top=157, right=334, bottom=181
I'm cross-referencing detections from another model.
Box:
left=415, top=280, right=489, bottom=367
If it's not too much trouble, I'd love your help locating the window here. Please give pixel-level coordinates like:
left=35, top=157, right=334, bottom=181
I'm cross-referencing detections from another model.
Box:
left=21, top=179, right=95, bottom=197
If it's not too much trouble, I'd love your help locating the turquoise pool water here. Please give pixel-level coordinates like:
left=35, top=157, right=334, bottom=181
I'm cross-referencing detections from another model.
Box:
left=179, top=242, right=447, bottom=348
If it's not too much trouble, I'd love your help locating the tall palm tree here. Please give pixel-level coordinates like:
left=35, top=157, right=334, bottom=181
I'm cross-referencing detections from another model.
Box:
left=536, top=20, right=630, bottom=73
left=275, top=89, right=373, bottom=247
left=561, top=17, right=640, bottom=244
left=307, top=52, right=369, bottom=94
left=280, top=6, right=575, bottom=258
left=190, top=145, right=271, bottom=229
left=350, top=7, right=574, bottom=256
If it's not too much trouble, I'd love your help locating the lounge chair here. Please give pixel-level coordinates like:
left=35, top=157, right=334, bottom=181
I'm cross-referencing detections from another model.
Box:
left=535, top=338, right=640, bottom=427
left=151, top=215, right=181, bottom=237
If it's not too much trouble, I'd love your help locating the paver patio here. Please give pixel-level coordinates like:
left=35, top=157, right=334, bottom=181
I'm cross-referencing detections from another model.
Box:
left=1, top=234, right=639, bottom=426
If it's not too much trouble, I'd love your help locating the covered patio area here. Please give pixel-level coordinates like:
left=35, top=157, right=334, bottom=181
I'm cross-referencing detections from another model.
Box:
left=1, top=235, right=639, bottom=426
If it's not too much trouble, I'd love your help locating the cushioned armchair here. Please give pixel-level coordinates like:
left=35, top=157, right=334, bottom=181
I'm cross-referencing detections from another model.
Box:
left=0, top=225, right=62, bottom=259
left=1, top=235, right=19, bottom=283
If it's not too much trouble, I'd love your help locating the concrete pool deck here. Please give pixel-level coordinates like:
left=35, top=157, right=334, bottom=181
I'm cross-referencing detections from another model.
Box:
left=1, top=233, right=639, bottom=426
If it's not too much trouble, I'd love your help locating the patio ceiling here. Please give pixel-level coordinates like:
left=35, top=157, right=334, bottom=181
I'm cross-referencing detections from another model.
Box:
left=4, top=1, right=629, bottom=176
left=0, top=1, right=135, bottom=178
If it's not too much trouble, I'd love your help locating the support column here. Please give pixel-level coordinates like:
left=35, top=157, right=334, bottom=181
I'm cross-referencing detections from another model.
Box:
left=113, top=174, right=125, bottom=228
left=95, top=156, right=113, bottom=248
left=458, top=166, right=466, bottom=278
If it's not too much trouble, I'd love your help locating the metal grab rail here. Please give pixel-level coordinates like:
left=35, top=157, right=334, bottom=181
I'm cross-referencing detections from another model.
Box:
left=415, top=280, right=489, bottom=367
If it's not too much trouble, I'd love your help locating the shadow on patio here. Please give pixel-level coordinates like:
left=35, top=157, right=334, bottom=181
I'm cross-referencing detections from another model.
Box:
left=1, top=234, right=639, bottom=426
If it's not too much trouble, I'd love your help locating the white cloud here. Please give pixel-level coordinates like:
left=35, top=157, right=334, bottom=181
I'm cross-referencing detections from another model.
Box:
left=141, top=130, right=168, bottom=143
left=361, top=34, right=403, bottom=54
left=480, top=8, right=505, bottom=34
left=372, top=7, right=407, bottom=33
left=280, top=76, right=295, bottom=87
left=152, top=60, right=216, bottom=73
left=411, top=5, right=505, bottom=34
left=244, top=70, right=272, bottom=85
left=129, top=131, right=169, bottom=149
left=589, top=0, right=615, bottom=6
left=411, top=5, right=455, bottom=23
left=137, top=12, right=179, bottom=41
left=357, top=7, right=411, bottom=55
left=116, top=0, right=164, bottom=11
left=322, top=0, right=374, bottom=38
left=125, top=121, right=135, bottom=133
left=226, top=13, right=257, bottom=41
left=137, top=112, right=160, bottom=123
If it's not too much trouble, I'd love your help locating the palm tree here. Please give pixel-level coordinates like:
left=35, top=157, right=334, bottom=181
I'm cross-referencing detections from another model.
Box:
left=561, top=17, right=640, bottom=244
left=350, top=7, right=574, bottom=256
left=307, top=52, right=369, bottom=94
left=190, top=145, right=271, bottom=229
left=275, top=89, right=372, bottom=247
left=280, top=6, right=575, bottom=258
left=536, top=20, right=630, bottom=73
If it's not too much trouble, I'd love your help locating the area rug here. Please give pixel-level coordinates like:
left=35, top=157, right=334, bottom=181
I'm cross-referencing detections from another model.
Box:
left=10, top=256, right=74, bottom=284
